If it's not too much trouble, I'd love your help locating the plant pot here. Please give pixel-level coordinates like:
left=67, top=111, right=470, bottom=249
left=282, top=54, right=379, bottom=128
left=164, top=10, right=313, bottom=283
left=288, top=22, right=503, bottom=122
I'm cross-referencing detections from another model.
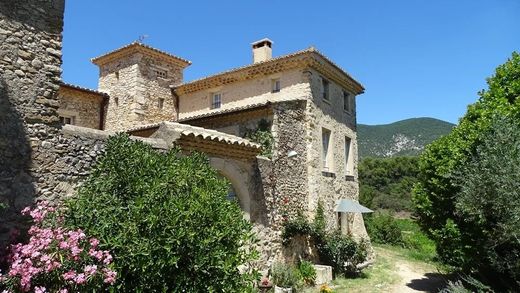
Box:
left=274, top=286, right=293, bottom=293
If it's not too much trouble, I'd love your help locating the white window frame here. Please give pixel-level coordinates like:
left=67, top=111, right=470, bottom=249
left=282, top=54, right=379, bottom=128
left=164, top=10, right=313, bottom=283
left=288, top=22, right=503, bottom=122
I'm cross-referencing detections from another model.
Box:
left=211, top=92, right=222, bottom=109
left=59, top=115, right=75, bottom=125
left=345, top=136, right=353, bottom=175
left=322, top=128, right=332, bottom=171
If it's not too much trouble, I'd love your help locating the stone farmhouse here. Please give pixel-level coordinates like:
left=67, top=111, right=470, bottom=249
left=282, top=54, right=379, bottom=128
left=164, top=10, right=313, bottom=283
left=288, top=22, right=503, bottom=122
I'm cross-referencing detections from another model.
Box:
left=56, top=40, right=370, bottom=263
left=0, top=0, right=368, bottom=266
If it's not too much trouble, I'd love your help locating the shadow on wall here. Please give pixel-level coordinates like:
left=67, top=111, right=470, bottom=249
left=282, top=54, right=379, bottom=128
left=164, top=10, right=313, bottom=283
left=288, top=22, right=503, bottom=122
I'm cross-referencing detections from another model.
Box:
left=0, top=77, right=35, bottom=251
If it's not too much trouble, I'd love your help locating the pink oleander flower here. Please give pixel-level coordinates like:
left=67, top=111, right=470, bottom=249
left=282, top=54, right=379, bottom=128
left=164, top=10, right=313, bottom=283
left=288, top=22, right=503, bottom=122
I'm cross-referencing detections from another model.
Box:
left=84, top=265, right=97, bottom=276
left=2, top=204, right=117, bottom=291
left=74, top=273, right=86, bottom=285
left=62, top=270, right=76, bottom=281
left=102, top=268, right=117, bottom=284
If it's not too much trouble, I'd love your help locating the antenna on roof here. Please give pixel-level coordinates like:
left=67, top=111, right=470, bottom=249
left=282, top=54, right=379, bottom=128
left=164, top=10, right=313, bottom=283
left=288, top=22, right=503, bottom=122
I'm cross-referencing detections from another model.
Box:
left=137, top=34, right=149, bottom=43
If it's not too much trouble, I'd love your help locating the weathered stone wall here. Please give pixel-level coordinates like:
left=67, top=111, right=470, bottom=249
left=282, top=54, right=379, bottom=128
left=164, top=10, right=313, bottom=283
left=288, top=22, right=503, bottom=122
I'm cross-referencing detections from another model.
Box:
left=98, top=53, right=181, bottom=132
left=178, top=69, right=306, bottom=120
left=0, top=0, right=65, bottom=245
left=305, top=68, right=368, bottom=239
left=58, top=88, right=104, bottom=129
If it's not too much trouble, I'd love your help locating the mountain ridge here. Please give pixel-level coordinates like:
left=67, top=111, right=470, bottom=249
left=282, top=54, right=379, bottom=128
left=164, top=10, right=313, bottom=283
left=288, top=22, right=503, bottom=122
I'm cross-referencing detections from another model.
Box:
left=357, top=117, right=455, bottom=158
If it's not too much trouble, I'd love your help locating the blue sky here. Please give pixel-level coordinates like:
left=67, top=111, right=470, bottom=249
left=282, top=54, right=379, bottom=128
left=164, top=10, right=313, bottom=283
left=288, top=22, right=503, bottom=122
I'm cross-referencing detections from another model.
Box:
left=62, top=0, right=520, bottom=125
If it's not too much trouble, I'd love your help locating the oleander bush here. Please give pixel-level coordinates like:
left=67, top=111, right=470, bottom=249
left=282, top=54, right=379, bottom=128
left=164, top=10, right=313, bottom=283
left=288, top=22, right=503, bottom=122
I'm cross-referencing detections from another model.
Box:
left=63, top=134, right=258, bottom=292
left=0, top=202, right=116, bottom=292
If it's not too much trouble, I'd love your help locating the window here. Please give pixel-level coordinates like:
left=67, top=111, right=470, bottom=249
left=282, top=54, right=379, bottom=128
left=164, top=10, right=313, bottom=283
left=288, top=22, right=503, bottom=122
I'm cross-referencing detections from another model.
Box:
left=322, top=128, right=332, bottom=171
left=158, top=98, right=165, bottom=109
left=154, top=69, right=168, bottom=79
left=321, top=78, right=330, bottom=101
left=211, top=93, right=222, bottom=109
left=272, top=78, right=281, bottom=93
left=115, top=71, right=119, bottom=80
left=345, top=137, right=352, bottom=175
left=343, top=91, right=352, bottom=112
left=59, top=115, right=75, bottom=125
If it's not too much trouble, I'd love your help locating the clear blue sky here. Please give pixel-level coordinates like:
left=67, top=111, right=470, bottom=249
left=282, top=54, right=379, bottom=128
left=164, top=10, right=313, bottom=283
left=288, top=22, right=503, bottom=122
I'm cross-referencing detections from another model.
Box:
left=62, top=0, right=520, bottom=125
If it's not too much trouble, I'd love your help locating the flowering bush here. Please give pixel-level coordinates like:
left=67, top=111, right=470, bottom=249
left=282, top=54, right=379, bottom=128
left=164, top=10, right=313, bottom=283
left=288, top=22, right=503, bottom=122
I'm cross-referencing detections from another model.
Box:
left=0, top=202, right=116, bottom=292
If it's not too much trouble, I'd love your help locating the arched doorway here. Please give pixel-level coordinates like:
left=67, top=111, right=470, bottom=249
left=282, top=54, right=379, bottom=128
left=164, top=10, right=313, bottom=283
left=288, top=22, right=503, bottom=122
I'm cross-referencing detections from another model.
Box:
left=209, top=157, right=252, bottom=220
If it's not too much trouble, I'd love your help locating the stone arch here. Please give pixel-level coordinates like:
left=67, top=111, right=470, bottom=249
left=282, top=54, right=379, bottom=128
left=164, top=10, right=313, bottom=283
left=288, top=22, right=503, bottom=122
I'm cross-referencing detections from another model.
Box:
left=209, top=157, right=252, bottom=220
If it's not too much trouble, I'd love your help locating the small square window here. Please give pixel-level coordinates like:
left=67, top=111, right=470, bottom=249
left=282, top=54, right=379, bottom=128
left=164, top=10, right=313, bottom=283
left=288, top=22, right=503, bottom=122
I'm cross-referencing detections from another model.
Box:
left=59, top=116, right=75, bottom=125
left=321, top=78, right=329, bottom=101
left=158, top=98, right=165, bottom=109
left=272, top=79, right=281, bottom=93
left=211, top=93, right=222, bottom=109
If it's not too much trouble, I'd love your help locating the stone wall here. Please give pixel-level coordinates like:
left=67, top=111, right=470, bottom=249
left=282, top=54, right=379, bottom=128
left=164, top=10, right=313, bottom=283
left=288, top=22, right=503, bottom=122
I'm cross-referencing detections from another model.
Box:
left=305, top=68, right=368, bottom=239
left=98, top=53, right=181, bottom=132
left=0, top=0, right=65, bottom=245
left=58, top=87, right=104, bottom=129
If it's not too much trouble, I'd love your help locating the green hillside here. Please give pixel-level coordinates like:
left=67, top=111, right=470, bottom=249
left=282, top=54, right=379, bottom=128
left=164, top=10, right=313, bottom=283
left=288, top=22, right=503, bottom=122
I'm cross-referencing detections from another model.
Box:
left=358, top=118, right=455, bottom=158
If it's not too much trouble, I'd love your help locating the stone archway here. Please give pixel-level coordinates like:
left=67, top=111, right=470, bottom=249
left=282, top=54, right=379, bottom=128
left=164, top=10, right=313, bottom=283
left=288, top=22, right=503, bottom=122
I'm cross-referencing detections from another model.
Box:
left=209, top=157, right=252, bottom=220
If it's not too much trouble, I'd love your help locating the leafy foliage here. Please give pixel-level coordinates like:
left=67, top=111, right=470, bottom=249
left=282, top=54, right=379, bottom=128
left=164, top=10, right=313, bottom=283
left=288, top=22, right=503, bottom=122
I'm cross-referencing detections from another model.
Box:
left=358, top=118, right=454, bottom=158
left=245, top=119, right=274, bottom=158
left=413, top=52, right=520, bottom=288
left=63, top=134, right=258, bottom=292
left=282, top=211, right=368, bottom=276
left=297, top=260, right=316, bottom=286
left=364, top=211, right=403, bottom=245
left=359, top=156, right=419, bottom=211
left=270, top=262, right=303, bottom=290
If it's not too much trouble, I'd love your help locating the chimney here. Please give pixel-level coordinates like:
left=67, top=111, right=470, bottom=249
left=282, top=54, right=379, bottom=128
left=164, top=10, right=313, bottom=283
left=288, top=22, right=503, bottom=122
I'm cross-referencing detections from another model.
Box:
left=251, top=38, right=273, bottom=63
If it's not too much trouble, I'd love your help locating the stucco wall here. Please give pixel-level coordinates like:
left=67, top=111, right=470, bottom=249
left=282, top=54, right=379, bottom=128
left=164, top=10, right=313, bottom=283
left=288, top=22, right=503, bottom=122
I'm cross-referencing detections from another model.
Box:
left=98, top=53, right=181, bottom=131
left=178, top=69, right=307, bottom=119
left=58, top=89, right=103, bottom=129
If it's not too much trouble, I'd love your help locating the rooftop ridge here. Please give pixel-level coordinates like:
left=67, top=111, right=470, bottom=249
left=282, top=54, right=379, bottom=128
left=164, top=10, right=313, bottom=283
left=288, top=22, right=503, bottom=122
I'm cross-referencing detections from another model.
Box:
left=60, top=82, right=109, bottom=97
left=91, top=42, right=192, bottom=67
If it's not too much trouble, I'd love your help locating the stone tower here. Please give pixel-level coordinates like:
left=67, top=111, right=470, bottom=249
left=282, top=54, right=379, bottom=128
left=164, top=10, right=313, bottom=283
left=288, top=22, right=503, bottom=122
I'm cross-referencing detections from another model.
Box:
left=92, top=42, right=191, bottom=131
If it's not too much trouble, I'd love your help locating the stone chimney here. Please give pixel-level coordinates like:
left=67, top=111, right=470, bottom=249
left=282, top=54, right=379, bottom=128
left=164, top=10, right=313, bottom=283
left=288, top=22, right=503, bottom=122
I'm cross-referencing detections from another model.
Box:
left=252, top=38, right=273, bottom=63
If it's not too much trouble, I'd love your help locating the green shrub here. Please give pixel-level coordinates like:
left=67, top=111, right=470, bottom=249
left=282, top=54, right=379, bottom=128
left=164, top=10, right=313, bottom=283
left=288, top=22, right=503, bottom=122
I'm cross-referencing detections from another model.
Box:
left=364, top=211, right=403, bottom=245
left=298, top=260, right=316, bottom=286
left=316, top=232, right=368, bottom=276
left=282, top=213, right=314, bottom=245
left=63, top=134, right=258, bottom=292
left=271, top=262, right=303, bottom=290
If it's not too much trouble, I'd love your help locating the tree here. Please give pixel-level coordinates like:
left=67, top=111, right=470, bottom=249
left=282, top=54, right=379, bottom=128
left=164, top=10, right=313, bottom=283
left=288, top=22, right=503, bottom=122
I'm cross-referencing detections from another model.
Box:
left=64, top=134, right=258, bottom=292
left=413, top=52, right=520, bottom=287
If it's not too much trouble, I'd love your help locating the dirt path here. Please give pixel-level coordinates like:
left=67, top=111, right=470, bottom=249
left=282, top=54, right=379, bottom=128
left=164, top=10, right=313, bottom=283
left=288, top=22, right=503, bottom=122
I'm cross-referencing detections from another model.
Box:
left=379, top=248, right=448, bottom=293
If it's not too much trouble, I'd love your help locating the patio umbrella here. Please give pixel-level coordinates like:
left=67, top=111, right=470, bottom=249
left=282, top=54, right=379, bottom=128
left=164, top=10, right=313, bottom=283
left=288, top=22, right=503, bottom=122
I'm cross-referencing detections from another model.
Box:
left=334, top=199, right=373, bottom=235
left=334, top=198, right=373, bottom=213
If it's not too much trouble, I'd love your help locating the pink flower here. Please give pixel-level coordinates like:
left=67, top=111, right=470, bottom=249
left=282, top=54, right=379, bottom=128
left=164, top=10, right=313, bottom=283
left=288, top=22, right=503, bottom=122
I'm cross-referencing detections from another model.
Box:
left=21, top=207, right=31, bottom=215
left=84, top=264, right=97, bottom=276
left=74, top=273, right=86, bottom=284
left=89, top=238, right=99, bottom=248
left=62, top=270, right=77, bottom=281
left=102, top=268, right=117, bottom=284
left=58, top=289, right=68, bottom=293
left=34, top=286, right=47, bottom=293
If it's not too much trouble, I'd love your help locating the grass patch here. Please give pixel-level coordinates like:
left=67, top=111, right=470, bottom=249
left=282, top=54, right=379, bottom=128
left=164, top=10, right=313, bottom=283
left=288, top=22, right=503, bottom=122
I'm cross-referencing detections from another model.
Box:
left=303, top=246, right=401, bottom=292
left=395, top=218, right=437, bottom=263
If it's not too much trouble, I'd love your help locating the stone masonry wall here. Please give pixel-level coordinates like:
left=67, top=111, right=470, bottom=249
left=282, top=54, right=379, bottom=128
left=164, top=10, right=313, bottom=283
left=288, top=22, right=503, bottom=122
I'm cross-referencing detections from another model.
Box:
left=0, top=0, right=65, bottom=245
left=99, top=53, right=181, bottom=132
left=305, top=68, right=368, bottom=239
left=58, top=88, right=104, bottom=129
